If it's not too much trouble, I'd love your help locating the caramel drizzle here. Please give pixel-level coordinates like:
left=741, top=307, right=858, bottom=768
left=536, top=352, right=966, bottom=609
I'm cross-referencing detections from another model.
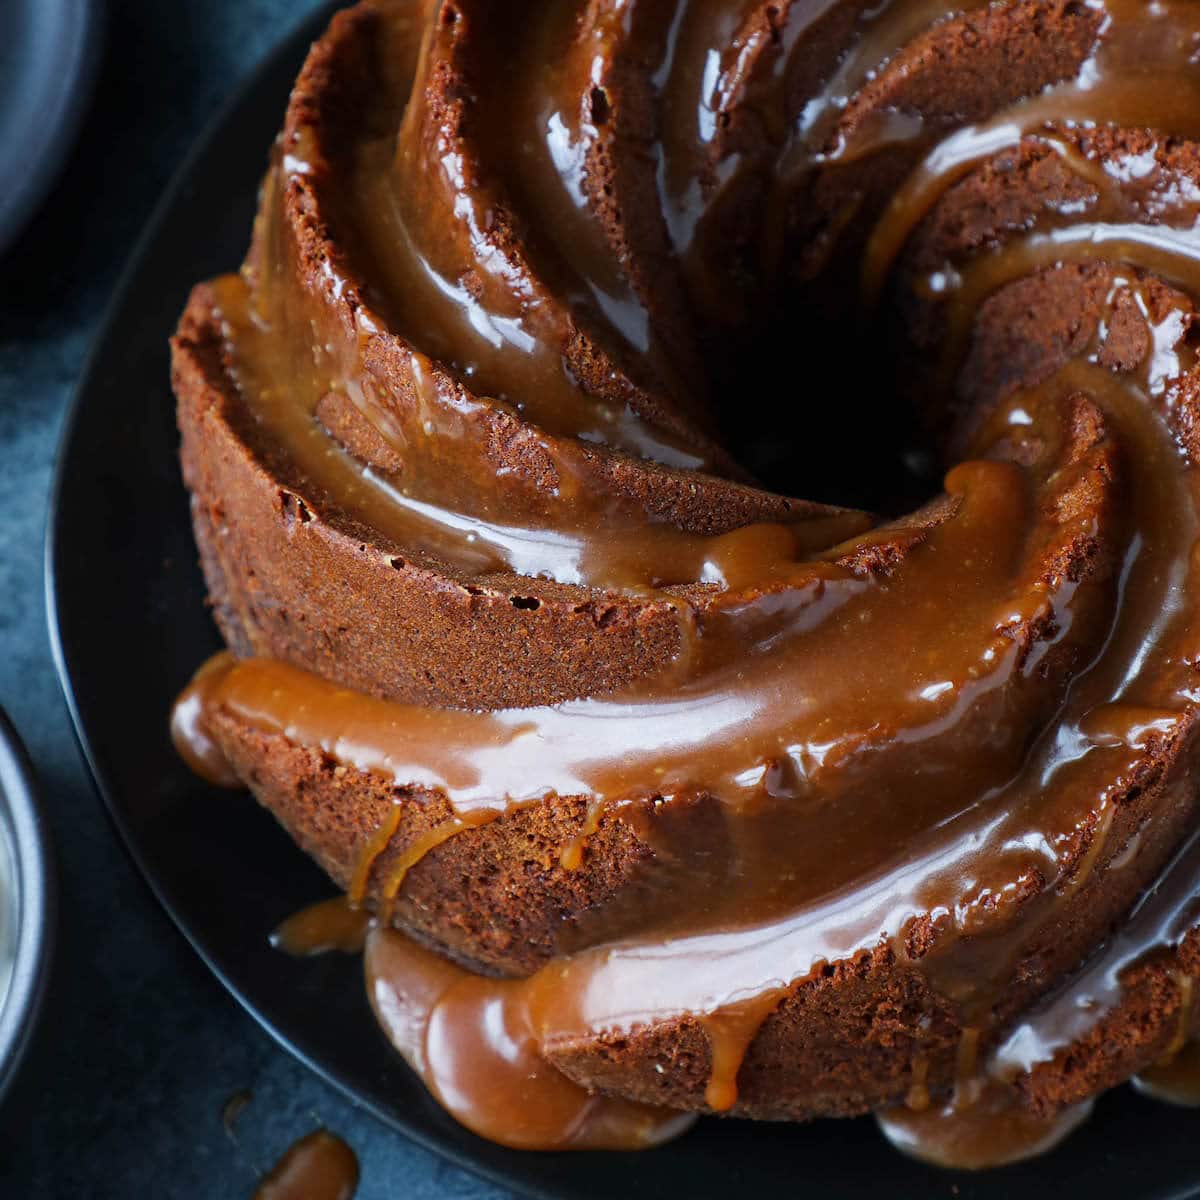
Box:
left=697, top=990, right=786, bottom=1112
left=347, top=805, right=403, bottom=906
left=377, top=812, right=499, bottom=922
left=1059, top=799, right=1117, bottom=901
left=559, top=798, right=607, bottom=872
left=862, top=0, right=1200, bottom=299
left=905, top=1054, right=931, bottom=1113
left=952, top=1027, right=982, bottom=1112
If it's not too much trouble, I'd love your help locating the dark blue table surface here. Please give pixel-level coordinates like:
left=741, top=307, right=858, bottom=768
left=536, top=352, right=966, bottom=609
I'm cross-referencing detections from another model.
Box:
left=0, top=3, right=512, bottom=1195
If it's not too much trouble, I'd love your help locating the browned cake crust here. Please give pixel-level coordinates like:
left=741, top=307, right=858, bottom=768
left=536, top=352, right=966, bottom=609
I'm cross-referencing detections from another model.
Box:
left=202, top=688, right=1200, bottom=1119
left=175, top=284, right=698, bottom=710
left=171, top=0, right=1200, bottom=1127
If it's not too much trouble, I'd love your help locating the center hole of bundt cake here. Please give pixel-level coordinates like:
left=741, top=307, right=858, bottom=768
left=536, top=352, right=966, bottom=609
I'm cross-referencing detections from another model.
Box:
left=712, top=310, right=940, bottom=514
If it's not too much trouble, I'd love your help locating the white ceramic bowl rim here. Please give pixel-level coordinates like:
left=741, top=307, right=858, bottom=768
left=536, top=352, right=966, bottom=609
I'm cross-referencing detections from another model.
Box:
left=0, top=710, right=54, bottom=1103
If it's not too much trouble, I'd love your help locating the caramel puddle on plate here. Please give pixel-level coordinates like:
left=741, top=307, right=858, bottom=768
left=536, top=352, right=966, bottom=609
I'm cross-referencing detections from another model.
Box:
left=253, top=1130, right=358, bottom=1200
left=877, top=1081, right=1094, bottom=1171
left=364, top=926, right=697, bottom=1152
left=270, top=896, right=372, bottom=957
left=270, top=899, right=696, bottom=1152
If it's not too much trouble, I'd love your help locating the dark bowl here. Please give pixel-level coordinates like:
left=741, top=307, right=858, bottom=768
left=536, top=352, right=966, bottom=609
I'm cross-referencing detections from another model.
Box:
left=0, top=0, right=102, bottom=254
left=0, top=709, right=55, bottom=1104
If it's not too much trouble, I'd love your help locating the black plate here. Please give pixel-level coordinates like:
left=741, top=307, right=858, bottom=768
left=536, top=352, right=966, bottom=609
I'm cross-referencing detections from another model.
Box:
left=0, top=0, right=101, bottom=254
left=46, top=6, right=1200, bottom=1197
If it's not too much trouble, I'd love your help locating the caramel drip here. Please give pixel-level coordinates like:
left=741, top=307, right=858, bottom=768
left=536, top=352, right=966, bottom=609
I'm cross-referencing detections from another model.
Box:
left=952, top=1027, right=982, bottom=1113
left=170, top=651, right=241, bottom=787
left=1059, top=799, right=1116, bottom=901
left=378, top=813, right=499, bottom=921
left=365, top=927, right=697, bottom=1151
left=559, top=799, right=607, bottom=872
left=697, top=991, right=785, bottom=1111
left=253, top=1130, right=358, bottom=1200
left=270, top=898, right=372, bottom=957
left=348, top=805, right=403, bottom=906
left=905, top=1054, right=931, bottom=1113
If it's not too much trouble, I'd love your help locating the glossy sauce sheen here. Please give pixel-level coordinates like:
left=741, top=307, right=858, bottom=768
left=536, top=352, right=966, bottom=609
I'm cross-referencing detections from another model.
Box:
left=175, top=0, right=1200, bottom=1168
left=365, top=928, right=698, bottom=1150
left=270, top=897, right=372, bottom=957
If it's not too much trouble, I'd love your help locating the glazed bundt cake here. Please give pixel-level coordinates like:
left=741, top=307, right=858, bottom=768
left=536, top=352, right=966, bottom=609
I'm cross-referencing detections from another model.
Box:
left=171, top=0, right=1200, bottom=1166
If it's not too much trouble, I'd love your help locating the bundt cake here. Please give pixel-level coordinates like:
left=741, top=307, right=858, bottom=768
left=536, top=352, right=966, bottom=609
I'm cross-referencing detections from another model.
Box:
left=170, top=0, right=1200, bottom=1167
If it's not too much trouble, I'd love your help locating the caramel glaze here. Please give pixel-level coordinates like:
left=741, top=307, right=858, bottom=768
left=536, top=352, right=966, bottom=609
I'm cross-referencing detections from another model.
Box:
left=253, top=1130, right=358, bottom=1200
left=170, top=0, right=1200, bottom=1170
left=270, top=897, right=372, bottom=956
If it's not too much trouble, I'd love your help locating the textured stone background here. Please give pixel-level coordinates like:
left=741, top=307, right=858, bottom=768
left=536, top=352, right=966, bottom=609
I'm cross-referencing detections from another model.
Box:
left=0, top=2, right=510, bottom=1195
